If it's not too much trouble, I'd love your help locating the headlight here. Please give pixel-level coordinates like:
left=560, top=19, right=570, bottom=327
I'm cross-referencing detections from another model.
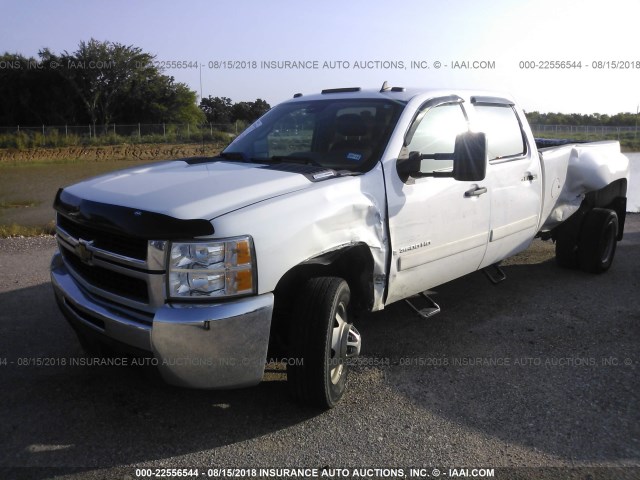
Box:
left=167, top=236, right=256, bottom=299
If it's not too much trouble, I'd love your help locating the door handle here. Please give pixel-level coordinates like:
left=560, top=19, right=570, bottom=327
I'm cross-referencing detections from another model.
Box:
left=464, top=186, right=487, bottom=197
left=522, top=172, right=538, bottom=182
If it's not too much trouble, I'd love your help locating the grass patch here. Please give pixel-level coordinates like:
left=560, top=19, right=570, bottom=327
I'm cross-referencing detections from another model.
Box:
left=0, top=200, right=39, bottom=209
left=0, top=144, right=224, bottom=237
left=0, top=129, right=234, bottom=149
left=0, top=142, right=225, bottom=167
left=0, top=157, right=129, bottom=168
left=0, top=221, right=55, bottom=238
left=533, top=131, right=640, bottom=151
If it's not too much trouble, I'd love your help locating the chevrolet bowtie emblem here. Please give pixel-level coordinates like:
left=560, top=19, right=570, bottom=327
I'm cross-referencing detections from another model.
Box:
left=75, top=238, right=94, bottom=264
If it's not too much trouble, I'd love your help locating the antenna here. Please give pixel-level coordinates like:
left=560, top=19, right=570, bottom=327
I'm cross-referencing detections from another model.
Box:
left=380, top=81, right=391, bottom=92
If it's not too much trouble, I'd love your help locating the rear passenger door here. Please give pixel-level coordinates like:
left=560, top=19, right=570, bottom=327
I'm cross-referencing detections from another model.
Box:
left=470, top=97, right=542, bottom=268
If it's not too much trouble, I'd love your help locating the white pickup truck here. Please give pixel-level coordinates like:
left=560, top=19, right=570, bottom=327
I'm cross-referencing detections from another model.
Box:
left=51, top=83, right=629, bottom=408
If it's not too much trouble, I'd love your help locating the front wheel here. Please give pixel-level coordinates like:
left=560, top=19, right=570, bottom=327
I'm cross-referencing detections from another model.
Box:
left=287, top=277, right=361, bottom=409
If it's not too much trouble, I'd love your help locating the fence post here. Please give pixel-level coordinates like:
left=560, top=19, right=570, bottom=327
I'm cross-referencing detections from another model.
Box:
left=187, top=123, right=190, bottom=139
left=113, top=123, right=116, bottom=135
left=89, top=125, right=91, bottom=139
left=138, top=123, right=141, bottom=140
left=163, top=123, right=166, bottom=140
left=65, top=125, right=68, bottom=138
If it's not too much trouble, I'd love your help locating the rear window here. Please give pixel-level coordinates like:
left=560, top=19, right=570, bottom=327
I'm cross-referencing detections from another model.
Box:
left=474, top=105, right=526, bottom=160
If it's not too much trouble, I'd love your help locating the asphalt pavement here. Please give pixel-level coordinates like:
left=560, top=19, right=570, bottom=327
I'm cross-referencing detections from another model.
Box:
left=0, top=218, right=638, bottom=480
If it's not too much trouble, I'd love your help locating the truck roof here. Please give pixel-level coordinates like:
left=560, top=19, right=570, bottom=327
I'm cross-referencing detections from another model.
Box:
left=283, top=83, right=516, bottom=105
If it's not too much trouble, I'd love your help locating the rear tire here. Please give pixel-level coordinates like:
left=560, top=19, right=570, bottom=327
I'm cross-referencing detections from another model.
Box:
left=577, top=208, right=618, bottom=273
left=287, top=277, right=359, bottom=409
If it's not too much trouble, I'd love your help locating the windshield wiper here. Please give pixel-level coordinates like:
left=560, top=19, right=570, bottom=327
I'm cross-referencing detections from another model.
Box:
left=266, top=155, right=323, bottom=167
left=217, top=151, right=247, bottom=161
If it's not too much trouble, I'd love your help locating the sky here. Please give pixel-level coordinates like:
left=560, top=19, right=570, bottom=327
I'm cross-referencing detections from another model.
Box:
left=1, top=0, right=639, bottom=115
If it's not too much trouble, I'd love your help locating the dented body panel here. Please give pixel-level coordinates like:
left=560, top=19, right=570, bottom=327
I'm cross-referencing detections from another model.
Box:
left=538, top=141, right=629, bottom=231
left=211, top=163, right=389, bottom=310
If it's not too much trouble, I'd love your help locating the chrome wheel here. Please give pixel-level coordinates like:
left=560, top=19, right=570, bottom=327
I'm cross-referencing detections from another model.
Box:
left=330, top=303, right=361, bottom=384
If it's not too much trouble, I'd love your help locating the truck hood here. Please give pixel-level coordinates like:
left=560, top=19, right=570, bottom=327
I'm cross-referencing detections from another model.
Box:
left=60, top=160, right=316, bottom=221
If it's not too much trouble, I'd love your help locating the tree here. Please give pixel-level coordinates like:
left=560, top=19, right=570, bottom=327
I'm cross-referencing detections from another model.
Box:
left=117, top=72, right=204, bottom=124
left=27, top=39, right=204, bottom=128
left=250, top=98, right=270, bottom=120
left=52, top=39, right=154, bottom=127
left=231, top=101, right=253, bottom=124
left=232, top=99, right=270, bottom=123
left=0, top=52, right=80, bottom=125
left=199, top=97, right=270, bottom=127
left=200, top=96, right=233, bottom=124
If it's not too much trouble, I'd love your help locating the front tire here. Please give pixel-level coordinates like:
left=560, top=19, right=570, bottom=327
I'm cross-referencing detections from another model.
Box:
left=577, top=208, right=618, bottom=273
left=287, top=277, right=361, bottom=409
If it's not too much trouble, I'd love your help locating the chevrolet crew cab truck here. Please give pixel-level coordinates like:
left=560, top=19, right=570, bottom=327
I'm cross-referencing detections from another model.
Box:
left=51, top=83, right=629, bottom=408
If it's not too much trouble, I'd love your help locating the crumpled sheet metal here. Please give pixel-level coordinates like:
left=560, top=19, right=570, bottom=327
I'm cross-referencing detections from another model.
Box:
left=540, top=141, right=629, bottom=230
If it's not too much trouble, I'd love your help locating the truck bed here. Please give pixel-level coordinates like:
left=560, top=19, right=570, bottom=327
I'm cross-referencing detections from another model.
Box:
left=537, top=140, right=629, bottom=232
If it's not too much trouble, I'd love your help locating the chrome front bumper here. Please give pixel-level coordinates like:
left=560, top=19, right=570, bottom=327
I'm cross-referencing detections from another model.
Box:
left=50, top=251, right=274, bottom=389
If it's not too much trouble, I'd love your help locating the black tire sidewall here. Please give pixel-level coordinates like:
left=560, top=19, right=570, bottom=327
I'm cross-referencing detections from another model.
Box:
left=578, top=208, right=618, bottom=273
left=288, top=277, right=352, bottom=408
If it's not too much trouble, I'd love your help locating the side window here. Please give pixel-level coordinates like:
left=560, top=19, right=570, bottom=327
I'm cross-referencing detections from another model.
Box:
left=406, top=103, right=468, bottom=174
left=474, top=105, right=526, bottom=160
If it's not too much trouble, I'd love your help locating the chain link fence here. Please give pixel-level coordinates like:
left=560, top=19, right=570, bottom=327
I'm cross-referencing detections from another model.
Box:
left=0, top=123, right=638, bottom=149
left=530, top=124, right=639, bottom=141
left=0, top=123, right=240, bottom=148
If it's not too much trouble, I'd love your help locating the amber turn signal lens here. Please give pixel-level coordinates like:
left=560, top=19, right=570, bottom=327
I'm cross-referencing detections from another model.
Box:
left=236, top=240, right=251, bottom=265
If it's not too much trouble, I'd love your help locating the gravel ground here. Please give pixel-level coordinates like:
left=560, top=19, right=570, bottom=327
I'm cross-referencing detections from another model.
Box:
left=0, top=218, right=638, bottom=480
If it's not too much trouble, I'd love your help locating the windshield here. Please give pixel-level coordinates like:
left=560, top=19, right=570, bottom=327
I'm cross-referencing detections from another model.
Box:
left=222, top=98, right=405, bottom=172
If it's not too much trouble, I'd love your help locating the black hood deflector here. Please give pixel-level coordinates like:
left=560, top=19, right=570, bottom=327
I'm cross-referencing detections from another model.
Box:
left=53, top=188, right=215, bottom=239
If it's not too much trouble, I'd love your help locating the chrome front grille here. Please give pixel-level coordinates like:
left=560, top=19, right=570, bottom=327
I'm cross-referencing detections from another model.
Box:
left=61, top=248, right=149, bottom=303
left=57, top=214, right=148, bottom=261
left=56, top=214, right=167, bottom=317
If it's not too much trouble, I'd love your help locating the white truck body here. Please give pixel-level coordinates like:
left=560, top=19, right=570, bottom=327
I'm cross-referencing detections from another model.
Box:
left=50, top=86, right=629, bottom=407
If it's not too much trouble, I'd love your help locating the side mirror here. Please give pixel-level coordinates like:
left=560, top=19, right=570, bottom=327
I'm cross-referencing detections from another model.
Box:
left=396, top=150, right=422, bottom=179
left=453, top=132, right=487, bottom=181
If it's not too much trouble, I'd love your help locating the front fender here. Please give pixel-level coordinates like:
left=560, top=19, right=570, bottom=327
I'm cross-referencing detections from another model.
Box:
left=210, top=167, right=389, bottom=311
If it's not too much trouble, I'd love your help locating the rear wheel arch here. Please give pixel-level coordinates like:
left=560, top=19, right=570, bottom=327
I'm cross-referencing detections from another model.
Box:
left=552, top=179, right=627, bottom=268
